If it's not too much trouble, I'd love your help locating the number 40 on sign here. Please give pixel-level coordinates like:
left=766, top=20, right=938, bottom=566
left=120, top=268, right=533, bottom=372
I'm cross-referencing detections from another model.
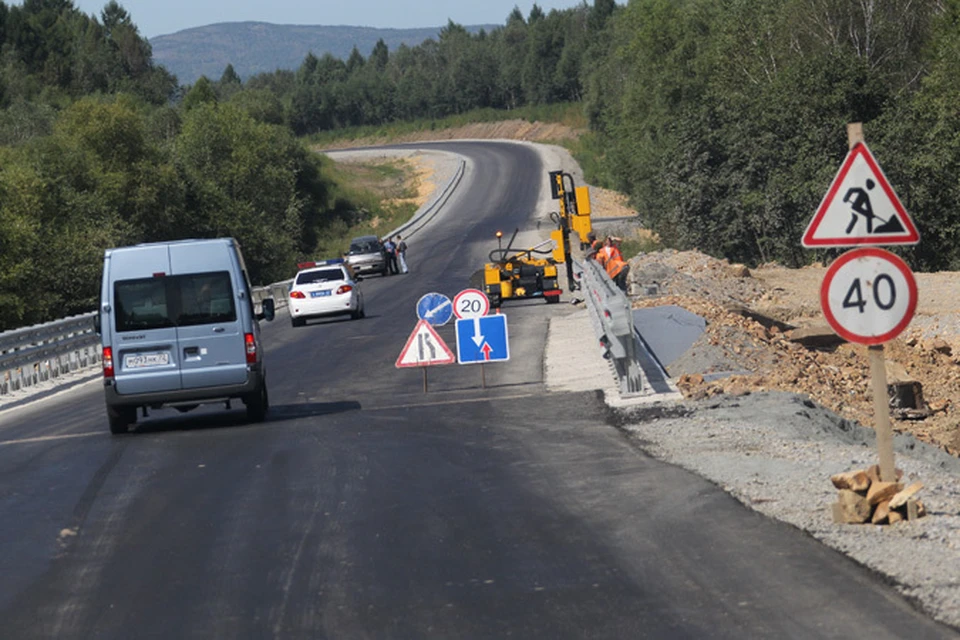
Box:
left=820, top=247, right=917, bottom=346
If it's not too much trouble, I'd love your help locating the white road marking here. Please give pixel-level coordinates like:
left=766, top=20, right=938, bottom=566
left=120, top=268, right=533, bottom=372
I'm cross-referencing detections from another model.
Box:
left=0, top=431, right=102, bottom=447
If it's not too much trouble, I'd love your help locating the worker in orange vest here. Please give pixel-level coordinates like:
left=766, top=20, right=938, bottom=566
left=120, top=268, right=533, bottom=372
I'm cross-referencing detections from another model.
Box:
left=597, top=236, right=622, bottom=267
left=606, top=252, right=630, bottom=291
left=598, top=236, right=629, bottom=291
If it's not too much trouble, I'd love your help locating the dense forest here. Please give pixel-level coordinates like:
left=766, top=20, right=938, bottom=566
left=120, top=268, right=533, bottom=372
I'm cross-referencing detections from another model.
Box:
left=1, top=0, right=960, bottom=331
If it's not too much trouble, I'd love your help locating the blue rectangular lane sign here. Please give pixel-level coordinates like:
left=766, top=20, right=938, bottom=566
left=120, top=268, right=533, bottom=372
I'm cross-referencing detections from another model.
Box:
left=455, top=315, right=510, bottom=364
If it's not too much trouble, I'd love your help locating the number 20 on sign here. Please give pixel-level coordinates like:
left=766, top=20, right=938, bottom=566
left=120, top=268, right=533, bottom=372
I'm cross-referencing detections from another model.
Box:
left=820, top=247, right=917, bottom=345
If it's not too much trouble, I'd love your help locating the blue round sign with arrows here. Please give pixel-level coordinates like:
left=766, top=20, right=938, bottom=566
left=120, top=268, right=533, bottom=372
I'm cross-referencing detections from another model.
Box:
left=417, top=292, right=453, bottom=326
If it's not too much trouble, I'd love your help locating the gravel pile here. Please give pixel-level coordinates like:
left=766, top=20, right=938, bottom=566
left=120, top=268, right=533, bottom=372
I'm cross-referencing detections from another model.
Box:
left=616, top=391, right=960, bottom=630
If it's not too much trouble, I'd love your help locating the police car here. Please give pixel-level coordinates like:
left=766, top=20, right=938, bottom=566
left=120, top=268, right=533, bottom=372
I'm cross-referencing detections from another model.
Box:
left=288, top=259, right=365, bottom=327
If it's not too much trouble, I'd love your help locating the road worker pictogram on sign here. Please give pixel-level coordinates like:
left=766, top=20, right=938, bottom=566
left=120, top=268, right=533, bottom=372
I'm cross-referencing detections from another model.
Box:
left=802, top=142, right=919, bottom=248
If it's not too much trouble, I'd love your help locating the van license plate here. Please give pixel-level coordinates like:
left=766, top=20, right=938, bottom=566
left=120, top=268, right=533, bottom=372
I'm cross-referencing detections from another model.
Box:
left=311, top=291, right=331, bottom=298
left=124, top=352, right=170, bottom=368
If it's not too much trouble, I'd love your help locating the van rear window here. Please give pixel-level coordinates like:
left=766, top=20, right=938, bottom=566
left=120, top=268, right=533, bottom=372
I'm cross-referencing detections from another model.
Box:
left=296, top=268, right=344, bottom=285
left=114, top=271, right=236, bottom=332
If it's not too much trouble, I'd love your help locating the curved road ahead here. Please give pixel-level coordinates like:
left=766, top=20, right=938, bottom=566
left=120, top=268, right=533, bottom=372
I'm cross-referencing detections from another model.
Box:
left=0, top=142, right=954, bottom=638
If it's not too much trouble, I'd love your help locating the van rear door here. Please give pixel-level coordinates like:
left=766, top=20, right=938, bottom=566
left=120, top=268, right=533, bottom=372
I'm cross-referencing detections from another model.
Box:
left=170, top=243, right=248, bottom=390
left=111, top=246, right=182, bottom=396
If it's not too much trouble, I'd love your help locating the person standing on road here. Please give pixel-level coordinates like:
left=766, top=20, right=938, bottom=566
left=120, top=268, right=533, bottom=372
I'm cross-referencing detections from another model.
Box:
left=383, top=237, right=398, bottom=274
left=395, top=235, right=409, bottom=273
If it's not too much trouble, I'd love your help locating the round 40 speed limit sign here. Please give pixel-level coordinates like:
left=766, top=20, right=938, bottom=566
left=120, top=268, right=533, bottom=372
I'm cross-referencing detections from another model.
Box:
left=820, top=247, right=917, bottom=345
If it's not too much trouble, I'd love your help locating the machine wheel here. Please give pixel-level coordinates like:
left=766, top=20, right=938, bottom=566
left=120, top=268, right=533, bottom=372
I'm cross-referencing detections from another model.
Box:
left=489, top=294, right=502, bottom=309
left=245, top=381, right=269, bottom=423
left=545, top=295, right=560, bottom=304
left=291, top=316, right=305, bottom=328
left=107, top=405, right=135, bottom=435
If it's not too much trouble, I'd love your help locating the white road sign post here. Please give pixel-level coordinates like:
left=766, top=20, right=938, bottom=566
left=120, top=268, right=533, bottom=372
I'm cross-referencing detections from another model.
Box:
left=820, top=246, right=917, bottom=485
left=453, top=288, right=493, bottom=387
left=807, top=123, right=919, bottom=484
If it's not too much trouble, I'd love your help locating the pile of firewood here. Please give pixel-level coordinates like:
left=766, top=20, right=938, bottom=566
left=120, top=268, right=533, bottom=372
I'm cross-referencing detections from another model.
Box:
left=830, top=465, right=925, bottom=525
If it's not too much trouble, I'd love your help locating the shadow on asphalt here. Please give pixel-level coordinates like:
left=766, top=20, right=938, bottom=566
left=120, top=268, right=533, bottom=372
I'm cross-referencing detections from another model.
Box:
left=128, top=400, right=363, bottom=435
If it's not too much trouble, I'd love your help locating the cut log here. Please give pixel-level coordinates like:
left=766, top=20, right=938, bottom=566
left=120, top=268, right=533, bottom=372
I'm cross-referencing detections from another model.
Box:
left=866, top=481, right=902, bottom=506
left=889, top=482, right=924, bottom=510
left=830, top=470, right=870, bottom=492
left=907, top=499, right=919, bottom=521
left=888, top=509, right=904, bottom=524
left=871, top=499, right=892, bottom=524
left=833, top=489, right=871, bottom=524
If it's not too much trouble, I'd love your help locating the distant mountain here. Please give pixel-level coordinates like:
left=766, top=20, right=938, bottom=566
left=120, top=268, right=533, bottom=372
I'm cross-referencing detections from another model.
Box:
left=150, top=21, right=497, bottom=85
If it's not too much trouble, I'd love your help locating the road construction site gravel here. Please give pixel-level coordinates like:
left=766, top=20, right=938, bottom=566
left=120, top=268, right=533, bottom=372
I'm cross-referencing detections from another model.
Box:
left=615, top=392, right=960, bottom=631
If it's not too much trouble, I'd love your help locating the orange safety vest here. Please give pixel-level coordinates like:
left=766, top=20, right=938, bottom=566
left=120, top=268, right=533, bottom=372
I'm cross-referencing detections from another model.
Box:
left=606, top=255, right=626, bottom=279
left=598, top=244, right=622, bottom=265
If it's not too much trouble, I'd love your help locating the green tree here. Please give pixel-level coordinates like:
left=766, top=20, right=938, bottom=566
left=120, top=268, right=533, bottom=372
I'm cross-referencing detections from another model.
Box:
left=182, top=75, right=218, bottom=111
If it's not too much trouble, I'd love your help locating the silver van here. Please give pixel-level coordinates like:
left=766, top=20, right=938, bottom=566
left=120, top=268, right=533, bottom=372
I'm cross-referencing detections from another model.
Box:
left=96, top=238, right=275, bottom=434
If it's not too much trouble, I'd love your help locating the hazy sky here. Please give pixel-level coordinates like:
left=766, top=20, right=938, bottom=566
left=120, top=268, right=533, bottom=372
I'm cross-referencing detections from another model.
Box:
left=69, top=1, right=596, bottom=39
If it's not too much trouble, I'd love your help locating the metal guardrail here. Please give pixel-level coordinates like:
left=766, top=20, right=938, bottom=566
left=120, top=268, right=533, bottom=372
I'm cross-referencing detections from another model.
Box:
left=576, top=259, right=643, bottom=395
left=390, top=158, right=465, bottom=240
left=0, top=313, right=101, bottom=397
left=0, top=158, right=469, bottom=400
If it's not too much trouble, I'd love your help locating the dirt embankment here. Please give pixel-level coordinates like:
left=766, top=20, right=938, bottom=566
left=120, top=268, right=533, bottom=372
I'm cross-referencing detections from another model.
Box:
left=629, top=249, right=960, bottom=458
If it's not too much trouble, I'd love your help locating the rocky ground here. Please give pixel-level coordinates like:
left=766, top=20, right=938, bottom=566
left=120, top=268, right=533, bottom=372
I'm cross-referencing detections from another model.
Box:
left=626, top=250, right=960, bottom=459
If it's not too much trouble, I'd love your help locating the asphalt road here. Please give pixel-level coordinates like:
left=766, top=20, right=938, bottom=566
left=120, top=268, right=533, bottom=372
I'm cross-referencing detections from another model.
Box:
left=0, top=142, right=955, bottom=639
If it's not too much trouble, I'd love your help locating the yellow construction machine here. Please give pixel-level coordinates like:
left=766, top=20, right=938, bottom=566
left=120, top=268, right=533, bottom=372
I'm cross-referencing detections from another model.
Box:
left=470, top=170, right=592, bottom=308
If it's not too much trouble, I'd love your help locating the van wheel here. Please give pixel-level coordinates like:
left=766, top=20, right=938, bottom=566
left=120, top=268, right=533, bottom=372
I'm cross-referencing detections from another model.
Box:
left=245, top=382, right=269, bottom=423
left=107, top=405, right=135, bottom=435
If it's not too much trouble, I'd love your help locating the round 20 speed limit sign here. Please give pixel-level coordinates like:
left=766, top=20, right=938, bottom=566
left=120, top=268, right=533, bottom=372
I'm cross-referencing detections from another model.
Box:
left=453, top=288, right=490, bottom=319
left=820, top=247, right=917, bottom=345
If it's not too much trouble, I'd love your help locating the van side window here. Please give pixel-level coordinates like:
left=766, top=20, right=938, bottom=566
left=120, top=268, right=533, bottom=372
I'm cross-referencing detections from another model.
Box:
left=114, top=271, right=236, bottom=332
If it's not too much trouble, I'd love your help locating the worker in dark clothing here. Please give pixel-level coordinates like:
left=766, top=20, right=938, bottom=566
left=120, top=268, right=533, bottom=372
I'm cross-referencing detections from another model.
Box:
left=383, top=237, right=399, bottom=274
left=585, top=231, right=602, bottom=260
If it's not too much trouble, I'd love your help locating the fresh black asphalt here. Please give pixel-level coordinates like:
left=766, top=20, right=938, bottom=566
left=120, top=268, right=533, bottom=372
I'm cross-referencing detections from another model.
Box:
left=0, top=142, right=955, bottom=638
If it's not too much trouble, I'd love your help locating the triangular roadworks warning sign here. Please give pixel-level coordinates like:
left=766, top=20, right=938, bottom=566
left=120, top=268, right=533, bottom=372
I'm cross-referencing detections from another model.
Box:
left=396, top=319, right=455, bottom=368
left=802, top=142, right=919, bottom=248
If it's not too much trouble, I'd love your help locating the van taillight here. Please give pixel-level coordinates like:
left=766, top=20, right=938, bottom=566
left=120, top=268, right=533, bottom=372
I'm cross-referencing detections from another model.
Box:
left=103, top=347, right=115, bottom=379
left=244, top=333, right=257, bottom=364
